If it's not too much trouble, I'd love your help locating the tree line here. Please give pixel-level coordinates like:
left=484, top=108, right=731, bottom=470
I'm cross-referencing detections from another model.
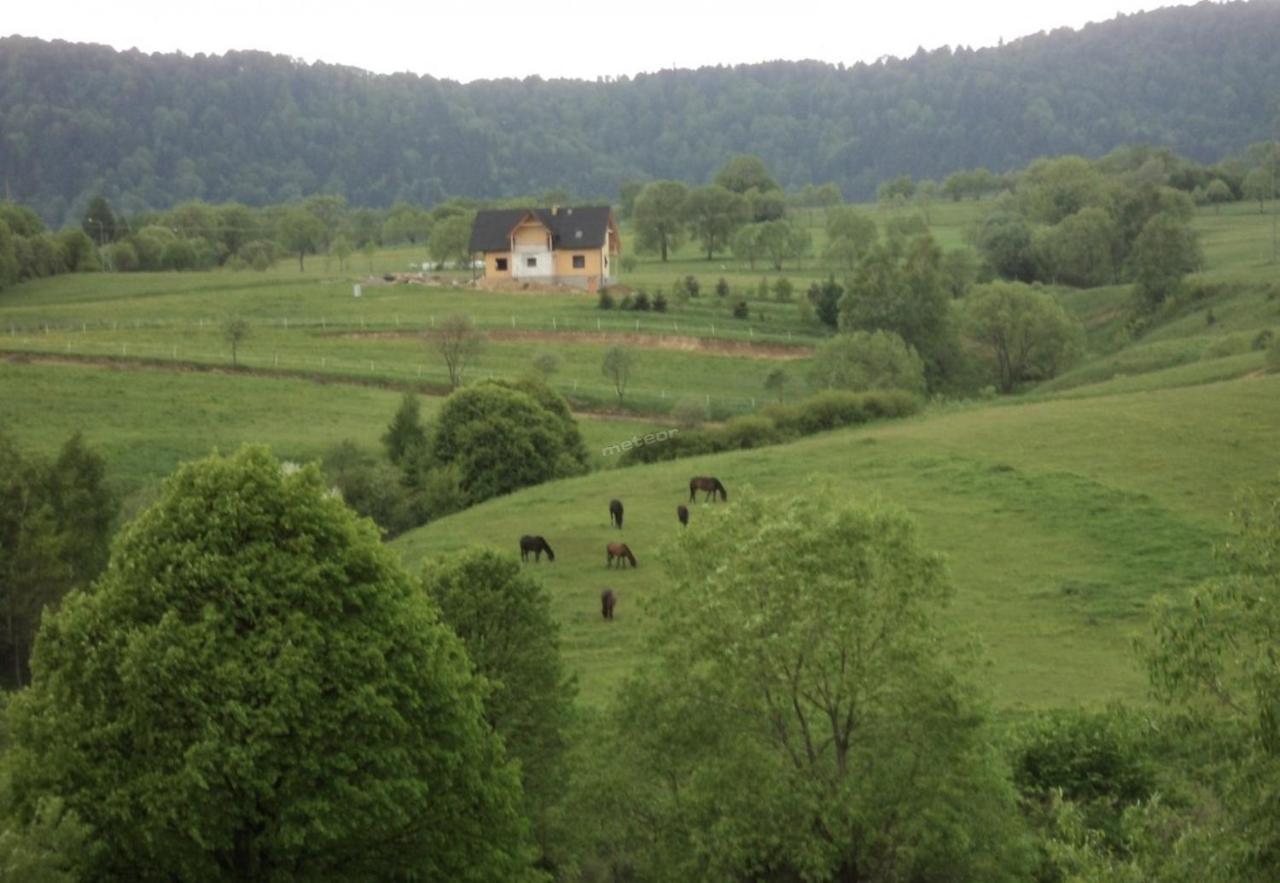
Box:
left=4, top=1, right=1280, bottom=224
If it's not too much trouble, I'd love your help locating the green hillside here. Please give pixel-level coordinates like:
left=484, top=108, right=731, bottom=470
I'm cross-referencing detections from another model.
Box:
left=393, top=373, right=1280, bottom=710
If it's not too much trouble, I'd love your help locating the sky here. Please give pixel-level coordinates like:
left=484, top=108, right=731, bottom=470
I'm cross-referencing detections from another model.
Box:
left=5, top=0, right=1190, bottom=83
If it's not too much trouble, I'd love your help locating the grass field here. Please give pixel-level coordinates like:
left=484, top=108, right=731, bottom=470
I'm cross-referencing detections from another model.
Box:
left=393, top=373, right=1280, bottom=710
left=3, top=195, right=1278, bottom=716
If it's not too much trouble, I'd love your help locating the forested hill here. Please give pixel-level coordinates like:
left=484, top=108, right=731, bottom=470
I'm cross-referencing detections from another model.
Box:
left=4, top=0, right=1280, bottom=224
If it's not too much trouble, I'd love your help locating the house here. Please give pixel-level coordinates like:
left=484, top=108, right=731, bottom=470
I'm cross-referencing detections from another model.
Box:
left=468, top=205, right=620, bottom=289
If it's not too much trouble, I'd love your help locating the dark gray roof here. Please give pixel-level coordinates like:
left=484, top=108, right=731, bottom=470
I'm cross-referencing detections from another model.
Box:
left=468, top=206, right=614, bottom=253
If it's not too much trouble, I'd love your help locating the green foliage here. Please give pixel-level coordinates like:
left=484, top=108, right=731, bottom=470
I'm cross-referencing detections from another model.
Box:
left=596, top=289, right=614, bottom=310
left=221, top=316, right=250, bottom=367
left=731, top=299, right=749, bottom=319
left=584, top=492, right=1033, bottom=881
left=961, top=282, right=1084, bottom=392
left=601, top=346, right=634, bottom=403
left=0, top=796, right=93, bottom=883
left=0, top=431, right=115, bottom=689
left=823, top=205, right=878, bottom=270
left=429, top=381, right=586, bottom=503
left=632, top=181, right=688, bottom=262
left=806, top=275, right=842, bottom=327
left=1131, top=212, right=1204, bottom=310
left=382, top=391, right=428, bottom=466
left=713, top=154, right=781, bottom=197
left=427, top=212, right=476, bottom=268
left=808, top=330, right=927, bottom=394
left=277, top=207, right=324, bottom=271
left=321, top=440, right=423, bottom=536
left=420, top=549, right=576, bottom=866
left=684, top=184, right=749, bottom=260
left=5, top=447, right=537, bottom=880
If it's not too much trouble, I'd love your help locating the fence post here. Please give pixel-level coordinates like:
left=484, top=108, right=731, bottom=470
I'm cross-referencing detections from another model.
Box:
left=511, top=315, right=516, bottom=328
left=552, top=317, right=557, bottom=331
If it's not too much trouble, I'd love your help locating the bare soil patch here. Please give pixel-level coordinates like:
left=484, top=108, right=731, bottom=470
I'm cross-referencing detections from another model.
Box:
left=337, top=329, right=812, bottom=360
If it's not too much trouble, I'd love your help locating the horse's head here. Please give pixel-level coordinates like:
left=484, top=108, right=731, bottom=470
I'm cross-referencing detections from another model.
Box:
left=545, top=546, right=556, bottom=562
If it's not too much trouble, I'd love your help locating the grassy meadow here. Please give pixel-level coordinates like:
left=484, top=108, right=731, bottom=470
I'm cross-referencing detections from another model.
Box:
left=2, top=195, right=1278, bottom=716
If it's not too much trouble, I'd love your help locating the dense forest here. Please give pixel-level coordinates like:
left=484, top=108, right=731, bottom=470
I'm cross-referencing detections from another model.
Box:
left=3, top=1, right=1280, bottom=224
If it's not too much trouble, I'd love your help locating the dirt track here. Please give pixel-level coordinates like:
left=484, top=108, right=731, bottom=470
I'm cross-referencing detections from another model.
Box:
left=340, top=329, right=813, bottom=360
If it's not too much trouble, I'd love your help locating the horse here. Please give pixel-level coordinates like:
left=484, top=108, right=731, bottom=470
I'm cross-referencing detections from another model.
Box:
left=689, top=476, right=728, bottom=502
left=609, top=498, right=624, bottom=529
left=677, top=504, right=689, bottom=526
left=601, top=589, right=616, bottom=621
left=519, top=535, right=555, bottom=563
left=606, top=542, right=637, bottom=568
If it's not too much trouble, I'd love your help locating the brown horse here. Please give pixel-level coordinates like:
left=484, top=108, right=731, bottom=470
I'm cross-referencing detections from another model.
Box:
left=519, top=535, right=555, bottom=562
left=601, top=589, right=617, bottom=620
left=677, top=504, right=689, bottom=526
left=606, top=542, right=637, bottom=568
left=609, top=498, right=624, bottom=529
left=689, top=476, right=727, bottom=502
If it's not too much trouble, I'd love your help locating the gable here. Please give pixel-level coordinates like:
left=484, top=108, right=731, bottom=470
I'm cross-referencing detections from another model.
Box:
left=469, top=206, right=615, bottom=253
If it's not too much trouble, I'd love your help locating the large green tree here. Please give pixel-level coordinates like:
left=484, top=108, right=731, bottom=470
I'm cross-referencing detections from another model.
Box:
left=5, top=447, right=537, bottom=880
left=807, top=330, right=926, bottom=394
left=421, top=549, right=576, bottom=868
left=582, top=492, right=1032, bottom=881
left=1130, top=212, right=1203, bottom=310
left=684, top=185, right=749, bottom=260
left=632, top=180, right=688, bottom=262
left=277, top=208, right=324, bottom=271
left=961, top=282, right=1083, bottom=392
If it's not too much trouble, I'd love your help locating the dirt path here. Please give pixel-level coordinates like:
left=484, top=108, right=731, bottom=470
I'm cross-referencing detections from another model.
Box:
left=338, top=329, right=813, bottom=360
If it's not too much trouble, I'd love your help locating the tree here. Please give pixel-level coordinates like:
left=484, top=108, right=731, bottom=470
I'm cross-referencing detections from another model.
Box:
left=974, top=211, right=1038, bottom=282
left=601, top=346, right=634, bottom=404
left=877, top=174, right=916, bottom=204
left=1243, top=166, right=1275, bottom=212
left=1130, top=212, right=1203, bottom=310
left=421, top=549, right=576, bottom=867
left=80, top=195, right=118, bottom=246
left=331, top=234, right=353, bottom=270
left=632, top=181, right=688, bottom=262
left=223, top=317, right=250, bottom=367
left=808, top=330, right=927, bottom=394
left=277, top=208, right=324, bottom=271
left=807, top=276, right=843, bottom=328
left=428, top=212, right=476, bottom=269
left=731, top=223, right=765, bottom=269
left=1016, top=155, right=1109, bottom=224
left=757, top=219, right=811, bottom=270
left=713, top=154, right=781, bottom=197
left=823, top=206, right=878, bottom=271
left=382, top=201, right=432, bottom=245
left=303, top=193, right=348, bottom=253
left=427, top=382, right=585, bottom=503
left=428, top=314, right=486, bottom=388
left=839, top=236, right=958, bottom=388
left=961, top=282, right=1083, bottom=392
left=588, top=492, right=1033, bottom=881
left=1033, top=207, right=1120, bottom=287
left=1204, top=178, right=1233, bottom=212
left=4, top=447, right=537, bottom=880
left=1140, top=477, right=1280, bottom=878
left=0, top=432, right=115, bottom=689
left=684, top=185, right=749, bottom=260
left=382, top=392, right=428, bottom=466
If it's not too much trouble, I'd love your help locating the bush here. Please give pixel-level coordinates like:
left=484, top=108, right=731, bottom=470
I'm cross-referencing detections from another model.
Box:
left=597, top=290, right=615, bottom=310
left=715, top=277, right=730, bottom=298
left=1201, top=334, right=1252, bottom=360
left=1251, top=328, right=1274, bottom=351
left=773, top=277, right=794, bottom=302
left=808, top=330, right=927, bottom=395
left=709, top=415, right=785, bottom=450
left=732, top=300, right=749, bottom=319
left=684, top=275, right=700, bottom=297
left=757, top=276, right=770, bottom=299
left=670, top=396, right=708, bottom=428
left=631, top=290, right=651, bottom=311
left=652, top=291, right=668, bottom=313
left=617, top=294, right=633, bottom=310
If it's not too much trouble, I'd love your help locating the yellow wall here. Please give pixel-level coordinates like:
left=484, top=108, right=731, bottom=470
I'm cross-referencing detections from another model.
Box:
left=552, top=247, right=605, bottom=277
left=485, top=251, right=513, bottom=278
left=513, top=219, right=550, bottom=248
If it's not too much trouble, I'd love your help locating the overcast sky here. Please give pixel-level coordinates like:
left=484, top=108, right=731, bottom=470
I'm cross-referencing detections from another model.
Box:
left=5, top=0, right=1190, bottom=83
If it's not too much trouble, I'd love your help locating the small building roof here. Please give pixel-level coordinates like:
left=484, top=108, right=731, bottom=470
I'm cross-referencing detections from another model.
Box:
left=468, top=205, right=615, bottom=253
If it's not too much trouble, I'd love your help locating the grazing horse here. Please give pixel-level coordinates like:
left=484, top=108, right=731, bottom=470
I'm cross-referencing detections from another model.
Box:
left=689, top=476, right=728, bottom=502
left=519, top=535, right=555, bottom=563
left=606, top=542, right=637, bottom=568
left=601, top=589, right=617, bottom=621
left=677, top=504, right=689, bottom=526
left=609, top=498, right=624, bottom=529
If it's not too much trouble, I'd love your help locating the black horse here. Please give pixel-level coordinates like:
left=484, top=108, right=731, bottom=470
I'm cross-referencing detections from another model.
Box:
left=519, top=535, right=555, bottom=563
left=609, top=498, right=624, bottom=529
left=606, top=542, right=637, bottom=568
left=689, top=476, right=728, bottom=502
left=601, top=589, right=617, bottom=621
left=677, top=504, right=689, bottom=526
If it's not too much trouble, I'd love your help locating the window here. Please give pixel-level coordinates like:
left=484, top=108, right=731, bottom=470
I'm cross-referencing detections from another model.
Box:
left=572, top=254, right=586, bottom=269
left=495, top=257, right=508, bottom=271
left=526, top=257, right=538, bottom=268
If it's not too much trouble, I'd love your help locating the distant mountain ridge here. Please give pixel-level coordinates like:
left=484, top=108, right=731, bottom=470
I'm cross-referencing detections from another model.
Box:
left=3, top=0, right=1279, bottom=224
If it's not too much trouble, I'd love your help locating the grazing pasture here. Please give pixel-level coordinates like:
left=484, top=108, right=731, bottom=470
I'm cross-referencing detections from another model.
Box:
left=394, top=374, right=1280, bottom=710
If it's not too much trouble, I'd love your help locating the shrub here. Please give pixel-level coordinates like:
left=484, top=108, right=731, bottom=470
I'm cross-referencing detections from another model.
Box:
left=709, top=415, right=785, bottom=450
left=632, top=290, right=651, bottom=311
left=732, top=300, right=749, bottom=319
left=1251, top=328, right=1274, bottom=351
left=684, top=275, right=700, bottom=297
left=808, top=330, right=927, bottom=395
left=670, top=396, right=708, bottom=427
left=652, top=291, right=668, bottom=313
left=757, top=276, right=770, bottom=299
left=715, top=277, right=730, bottom=298
left=1201, top=334, right=1252, bottom=360
left=597, top=290, right=615, bottom=310
left=773, top=277, right=794, bottom=302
